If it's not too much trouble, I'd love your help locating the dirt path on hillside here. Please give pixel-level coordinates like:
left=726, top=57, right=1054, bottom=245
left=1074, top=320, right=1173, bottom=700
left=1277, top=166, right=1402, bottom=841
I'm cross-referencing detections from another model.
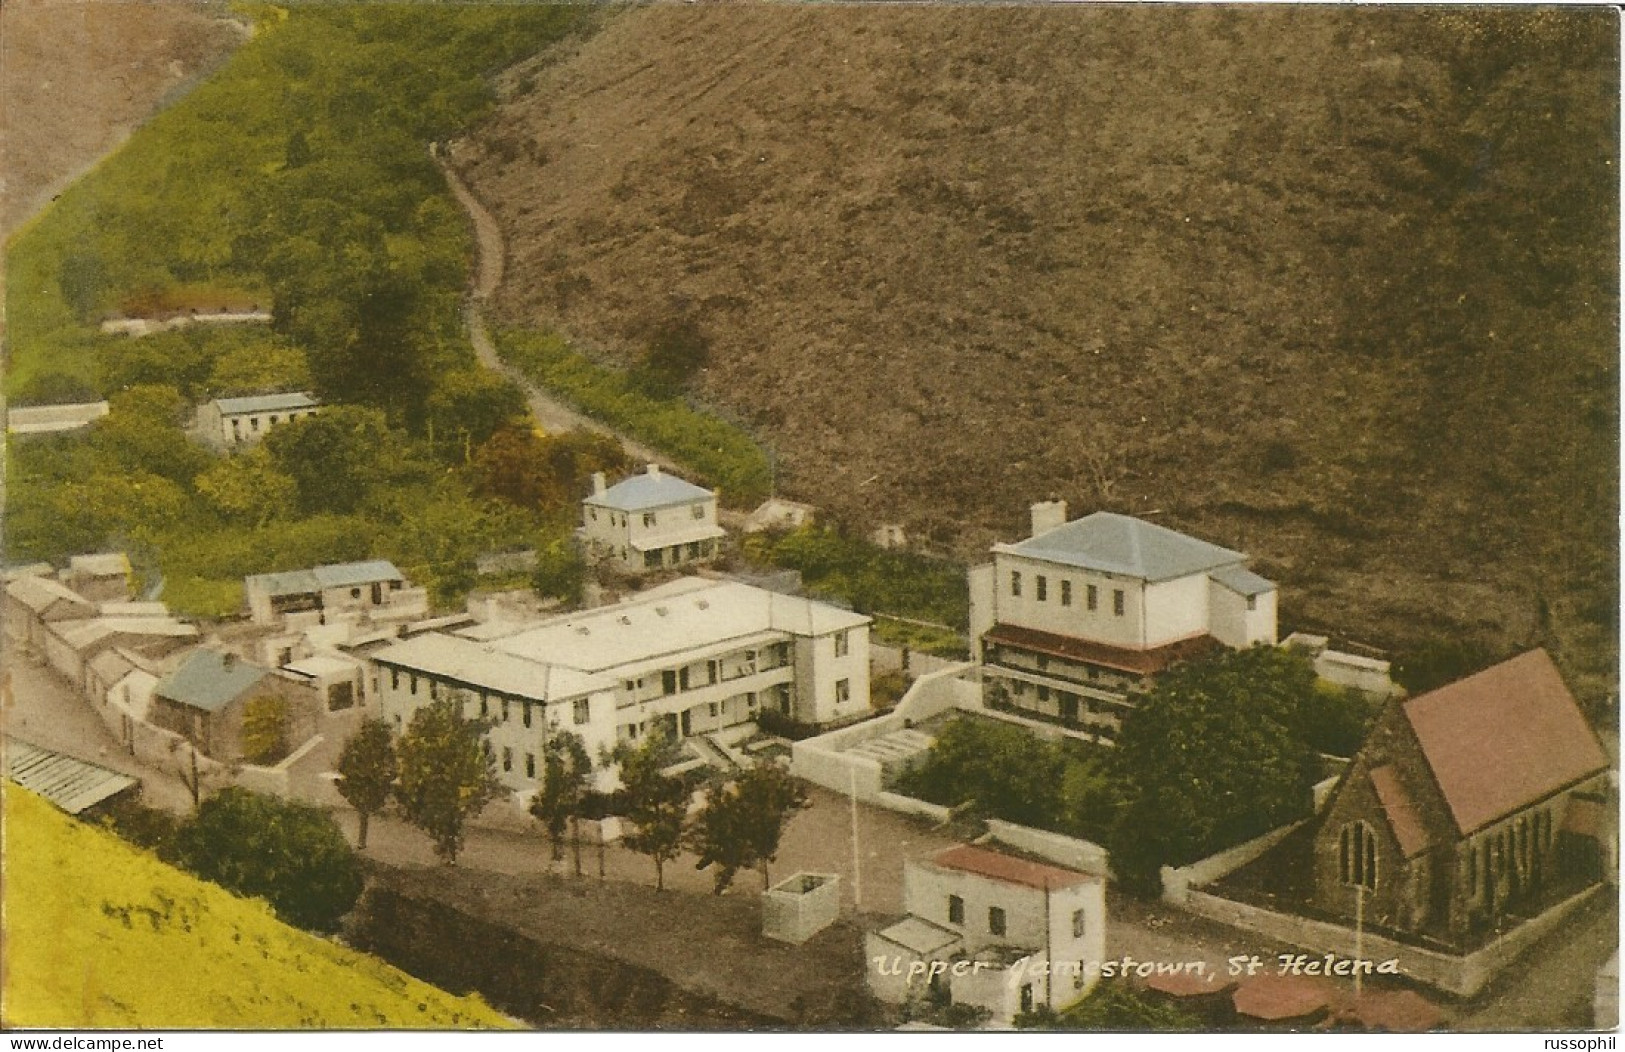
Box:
left=434, top=144, right=670, bottom=468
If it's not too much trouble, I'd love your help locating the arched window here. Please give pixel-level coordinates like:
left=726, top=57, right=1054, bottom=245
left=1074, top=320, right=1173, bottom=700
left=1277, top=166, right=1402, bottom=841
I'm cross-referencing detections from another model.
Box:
left=1339, top=822, right=1377, bottom=890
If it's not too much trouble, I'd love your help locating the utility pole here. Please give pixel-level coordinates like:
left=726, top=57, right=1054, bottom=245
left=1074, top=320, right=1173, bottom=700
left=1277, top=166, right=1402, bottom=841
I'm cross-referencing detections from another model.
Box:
left=849, top=765, right=862, bottom=913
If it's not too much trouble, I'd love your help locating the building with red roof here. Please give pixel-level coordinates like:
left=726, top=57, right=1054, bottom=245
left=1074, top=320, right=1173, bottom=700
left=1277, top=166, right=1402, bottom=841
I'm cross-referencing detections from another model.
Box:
left=1312, top=649, right=1610, bottom=947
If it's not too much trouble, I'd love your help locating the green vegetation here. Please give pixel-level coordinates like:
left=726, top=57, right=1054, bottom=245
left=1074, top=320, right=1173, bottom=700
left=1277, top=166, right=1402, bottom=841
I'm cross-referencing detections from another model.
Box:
left=239, top=695, right=291, bottom=765
left=5, top=4, right=593, bottom=616
left=337, top=718, right=399, bottom=851
left=496, top=326, right=772, bottom=507
left=742, top=525, right=969, bottom=634
left=170, top=788, right=362, bottom=933
left=894, top=717, right=1121, bottom=844
left=395, top=694, right=502, bottom=865
left=688, top=763, right=810, bottom=894
left=612, top=729, right=690, bottom=891
left=3, top=786, right=509, bottom=1028
left=1043, top=982, right=1203, bottom=1031
left=530, top=730, right=594, bottom=873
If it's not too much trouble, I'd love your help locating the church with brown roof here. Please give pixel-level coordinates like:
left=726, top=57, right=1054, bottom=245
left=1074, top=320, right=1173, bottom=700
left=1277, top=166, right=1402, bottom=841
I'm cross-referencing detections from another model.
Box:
left=1312, top=649, right=1611, bottom=948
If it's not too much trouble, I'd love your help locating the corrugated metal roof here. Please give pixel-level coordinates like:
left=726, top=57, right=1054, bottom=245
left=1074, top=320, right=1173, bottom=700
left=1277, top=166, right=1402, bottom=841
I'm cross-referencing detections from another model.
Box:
left=212, top=392, right=318, bottom=416
left=1403, top=649, right=1608, bottom=835
left=877, top=916, right=962, bottom=957
left=628, top=523, right=728, bottom=552
left=996, top=512, right=1245, bottom=582
left=155, top=649, right=271, bottom=713
left=585, top=468, right=713, bottom=512
left=245, top=560, right=403, bottom=598
left=1210, top=564, right=1276, bottom=597
left=4, top=740, right=138, bottom=814
left=370, top=633, right=607, bottom=701
left=932, top=844, right=1094, bottom=890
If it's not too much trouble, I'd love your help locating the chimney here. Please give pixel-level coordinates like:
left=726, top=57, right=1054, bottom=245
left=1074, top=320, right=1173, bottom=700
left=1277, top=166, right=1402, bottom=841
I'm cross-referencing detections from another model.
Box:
left=1030, top=499, right=1068, bottom=538
left=647, top=463, right=662, bottom=480
left=592, top=472, right=607, bottom=496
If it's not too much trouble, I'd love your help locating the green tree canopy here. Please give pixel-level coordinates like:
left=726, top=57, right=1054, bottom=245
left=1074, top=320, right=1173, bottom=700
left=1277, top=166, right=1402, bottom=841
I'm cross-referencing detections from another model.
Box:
left=689, top=762, right=809, bottom=894
left=169, top=787, right=362, bottom=932
left=194, top=446, right=298, bottom=527
left=394, top=694, right=500, bottom=865
left=528, top=730, right=593, bottom=872
left=612, top=729, right=690, bottom=891
left=336, top=718, right=398, bottom=851
left=1109, top=645, right=1321, bottom=893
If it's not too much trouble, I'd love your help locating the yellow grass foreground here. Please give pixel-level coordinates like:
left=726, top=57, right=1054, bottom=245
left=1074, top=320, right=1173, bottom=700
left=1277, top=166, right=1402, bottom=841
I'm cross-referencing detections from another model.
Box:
left=1, top=785, right=515, bottom=1029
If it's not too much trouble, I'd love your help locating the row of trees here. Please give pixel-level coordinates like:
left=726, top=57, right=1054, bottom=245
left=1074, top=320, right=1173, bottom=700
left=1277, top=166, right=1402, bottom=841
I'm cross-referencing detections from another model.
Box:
left=336, top=696, right=810, bottom=894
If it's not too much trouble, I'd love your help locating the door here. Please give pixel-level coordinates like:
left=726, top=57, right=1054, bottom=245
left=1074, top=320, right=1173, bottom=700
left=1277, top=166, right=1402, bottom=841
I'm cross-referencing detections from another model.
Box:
left=680, top=709, right=692, bottom=738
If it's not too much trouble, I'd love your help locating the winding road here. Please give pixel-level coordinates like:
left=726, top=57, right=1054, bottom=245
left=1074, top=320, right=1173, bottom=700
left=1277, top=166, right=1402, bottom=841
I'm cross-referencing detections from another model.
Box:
left=433, top=145, right=670, bottom=468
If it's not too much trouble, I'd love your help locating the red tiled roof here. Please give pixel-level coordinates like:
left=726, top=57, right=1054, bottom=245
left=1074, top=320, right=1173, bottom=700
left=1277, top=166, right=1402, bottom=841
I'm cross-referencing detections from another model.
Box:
left=1232, top=974, right=1337, bottom=1021
left=1368, top=765, right=1430, bottom=858
left=982, top=623, right=1221, bottom=676
left=1403, top=650, right=1608, bottom=835
left=931, top=845, right=1094, bottom=891
left=1344, top=989, right=1446, bottom=1032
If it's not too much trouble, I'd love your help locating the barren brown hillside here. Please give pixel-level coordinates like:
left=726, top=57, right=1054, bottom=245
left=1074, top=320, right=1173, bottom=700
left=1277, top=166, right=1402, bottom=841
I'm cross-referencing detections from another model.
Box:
left=460, top=5, right=1618, bottom=699
left=0, top=0, right=244, bottom=236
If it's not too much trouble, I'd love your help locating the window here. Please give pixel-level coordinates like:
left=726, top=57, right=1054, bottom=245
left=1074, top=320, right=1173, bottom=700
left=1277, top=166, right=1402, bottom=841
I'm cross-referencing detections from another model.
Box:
left=479, top=694, right=488, bottom=718
left=1037, top=685, right=1051, bottom=702
left=834, top=631, right=849, bottom=657
left=643, top=512, right=657, bottom=527
left=644, top=550, right=663, bottom=570
left=835, top=679, right=850, bottom=705
left=1011, top=571, right=1022, bottom=597
left=391, top=669, right=400, bottom=691
left=1339, top=822, right=1378, bottom=890
left=1072, top=909, right=1086, bottom=939
left=410, top=675, right=419, bottom=696
left=502, top=698, right=511, bottom=723
left=1113, top=589, right=1125, bottom=616
left=1061, top=580, right=1072, bottom=606
left=350, top=587, right=362, bottom=599
left=270, top=415, right=280, bottom=425
left=692, top=503, right=705, bottom=519
left=523, top=703, right=532, bottom=728
left=502, top=747, right=513, bottom=773
left=525, top=753, right=536, bottom=778
left=1036, top=575, right=1048, bottom=601
left=948, top=895, right=964, bottom=924
left=989, top=907, right=1006, bottom=937
left=1086, top=584, right=1098, bottom=611
left=251, top=417, right=260, bottom=431
left=430, top=680, right=440, bottom=701
left=679, top=667, right=691, bottom=691
left=686, top=542, right=701, bottom=560
left=662, top=670, right=678, bottom=695
left=569, top=697, right=591, bottom=725
left=1247, top=594, right=1258, bottom=611
left=708, top=703, right=718, bottom=718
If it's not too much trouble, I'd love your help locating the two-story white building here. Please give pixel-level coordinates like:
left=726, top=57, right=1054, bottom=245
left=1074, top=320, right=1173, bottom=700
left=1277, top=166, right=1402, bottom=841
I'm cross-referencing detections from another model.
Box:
left=197, top=391, right=320, bottom=450
left=367, top=576, right=870, bottom=792
left=867, top=845, right=1106, bottom=1025
left=968, top=503, right=1277, bottom=741
left=243, top=560, right=428, bottom=627
left=580, top=464, right=725, bottom=574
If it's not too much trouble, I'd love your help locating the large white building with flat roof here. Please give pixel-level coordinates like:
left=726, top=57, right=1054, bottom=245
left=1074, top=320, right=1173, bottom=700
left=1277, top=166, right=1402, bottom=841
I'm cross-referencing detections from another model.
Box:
left=197, top=391, right=320, bottom=450
left=969, top=503, right=1277, bottom=741
left=580, top=464, right=726, bottom=574
left=366, top=576, right=871, bottom=791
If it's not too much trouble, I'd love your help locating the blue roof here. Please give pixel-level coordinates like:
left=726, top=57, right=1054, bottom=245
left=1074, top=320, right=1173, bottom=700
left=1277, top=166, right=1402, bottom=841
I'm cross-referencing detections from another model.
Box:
left=156, top=650, right=270, bottom=713
left=997, top=512, right=1244, bottom=583
left=1211, top=564, right=1276, bottom=597
left=213, top=392, right=318, bottom=416
left=245, top=560, right=403, bottom=598
left=586, top=470, right=713, bottom=512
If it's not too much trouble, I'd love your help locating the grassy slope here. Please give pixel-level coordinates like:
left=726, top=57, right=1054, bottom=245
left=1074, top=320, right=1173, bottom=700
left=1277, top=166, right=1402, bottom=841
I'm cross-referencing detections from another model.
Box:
left=0, top=785, right=512, bottom=1028
left=461, top=5, right=1618, bottom=703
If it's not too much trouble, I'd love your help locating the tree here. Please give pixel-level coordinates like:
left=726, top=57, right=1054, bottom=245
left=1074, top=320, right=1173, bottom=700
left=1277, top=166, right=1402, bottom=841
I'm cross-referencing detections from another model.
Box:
left=528, top=730, right=593, bottom=874
left=337, top=718, right=398, bottom=850
left=262, top=405, right=397, bottom=514
left=206, top=341, right=312, bottom=398
left=425, top=369, right=528, bottom=460
left=239, top=695, right=290, bottom=765
left=1108, top=646, right=1321, bottom=894
left=532, top=536, right=586, bottom=606
left=612, top=729, right=689, bottom=891
left=689, top=762, right=810, bottom=894
left=169, top=787, right=362, bottom=932
left=195, top=446, right=298, bottom=527
left=394, top=694, right=501, bottom=864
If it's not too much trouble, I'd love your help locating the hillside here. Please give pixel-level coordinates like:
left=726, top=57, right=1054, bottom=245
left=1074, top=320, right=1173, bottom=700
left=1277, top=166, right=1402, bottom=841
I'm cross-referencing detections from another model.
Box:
left=460, top=5, right=1618, bottom=700
left=0, top=0, right=245, bottom=236
left=0, top=785, right=513, bottom=1028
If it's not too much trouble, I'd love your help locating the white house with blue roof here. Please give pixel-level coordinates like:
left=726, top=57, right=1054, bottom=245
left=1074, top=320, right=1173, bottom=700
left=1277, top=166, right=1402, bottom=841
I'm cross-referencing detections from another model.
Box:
left=968, top=502, right=1277, bottom=740
left=580, top=463, right=726, bottom=574
left=197, top=391, right=320, bottom=450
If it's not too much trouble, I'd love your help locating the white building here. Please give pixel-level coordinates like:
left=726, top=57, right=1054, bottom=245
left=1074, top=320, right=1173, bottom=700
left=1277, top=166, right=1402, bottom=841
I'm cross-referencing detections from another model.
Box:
left=197, top=391, right=319, bottom=450
left=367, top=576, right=871, bottom=792
left=968, top=503, right=1277, bottom=741
left=243, top=560, right=427, bottom=626
left=580, top=464, right=725, bottom=574
left=867, top=845, right=1106, bottom=1025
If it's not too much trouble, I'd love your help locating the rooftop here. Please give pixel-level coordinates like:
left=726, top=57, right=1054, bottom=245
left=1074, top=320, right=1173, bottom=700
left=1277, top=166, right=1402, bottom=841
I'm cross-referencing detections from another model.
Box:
left=6, top=401, right=110, bottom=435
left=996, top=511, right=1246, bottom=582
left=4, top=740, right=139, bottom=815
left=369, top=633, right=608, bottom=703
left=1210, top=564, right=1276, bottom=597
left=930, top=844, right=1094, bottom=891
left=50, top=617, right=199, bottom=654
left=155, top=650, right=272, bottom=714
left=6, top=575, right=95, bottom=616
left=211, top=392, right=318, bottom=416
left=1402, top=649, right=1608, bottom=835
left=245, top=560, right=404, bottom=598
left=585, top=465, right=713, bottom=512
left=1367, top=764, right=1429, bottom=858
left=983, top=622, right=1221, bottom=676
left=69, top=553, right=132, bottom=578
left=876, top=916, right=962, bottom=957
